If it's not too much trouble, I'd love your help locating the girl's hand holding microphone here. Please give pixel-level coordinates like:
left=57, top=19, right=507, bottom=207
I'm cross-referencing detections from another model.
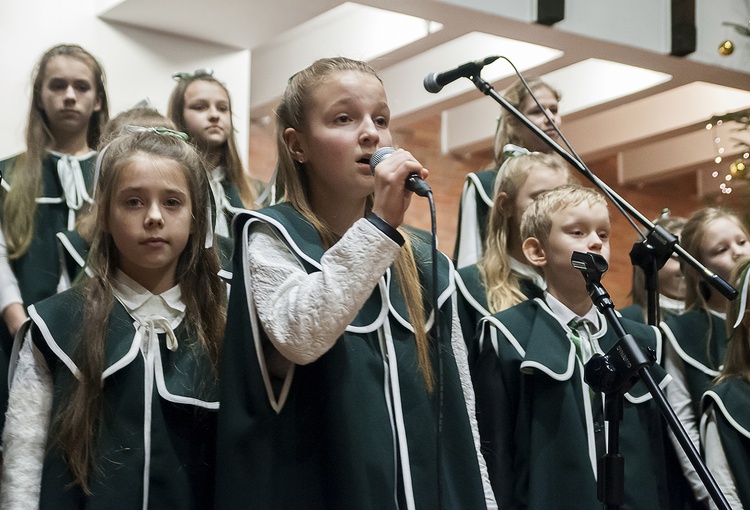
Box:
left=369, top=147, right=430, bottom=229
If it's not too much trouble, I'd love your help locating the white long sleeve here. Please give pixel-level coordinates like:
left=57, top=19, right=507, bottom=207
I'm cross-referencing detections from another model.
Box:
left=0, top=227, right=23, bottom=312
left=702, top=407, right=744, bottom=510
left=247, top=217, right=401, bottom=365
left=664, top=340, right=711, bottom=504
left=455, top=180, right=483, bottom=269
left=1, top=333, right=53, bottom=509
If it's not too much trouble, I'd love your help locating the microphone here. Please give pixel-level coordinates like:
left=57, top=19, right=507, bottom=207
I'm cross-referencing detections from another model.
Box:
left=369, top=147, right=431, bottom=197
left=423, top=56, right=500, bottom=94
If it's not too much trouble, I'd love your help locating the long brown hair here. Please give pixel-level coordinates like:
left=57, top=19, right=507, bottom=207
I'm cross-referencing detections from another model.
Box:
left=492, top=77, right=561, bottom=169
left=275, top=56, right=434, bottom=390
left=168, top=73, right=259, bottom=208
left=479, top=152, right=570, bottom=312
left=52, top=130, right=227, bottom=492
left=3, top=44, right=109, bottom=259
left=719, top=255, right=750, bottom=383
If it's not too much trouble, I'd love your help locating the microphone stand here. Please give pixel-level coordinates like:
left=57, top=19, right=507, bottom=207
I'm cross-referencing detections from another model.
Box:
left=629, top=224, right=679, bottom=326
left=571, top=252, right=730, bottom=510
left=460, top=69, right=734, bottom=509
left=467, top=72, right=737, bottom=302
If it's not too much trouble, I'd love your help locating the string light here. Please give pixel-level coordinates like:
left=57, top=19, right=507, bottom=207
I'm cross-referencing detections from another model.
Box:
left=708, top=103, right=750, bottom=194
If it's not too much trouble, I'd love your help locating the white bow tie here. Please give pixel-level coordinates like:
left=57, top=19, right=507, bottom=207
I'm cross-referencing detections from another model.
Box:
left=57, top=154, right=93, bottom=229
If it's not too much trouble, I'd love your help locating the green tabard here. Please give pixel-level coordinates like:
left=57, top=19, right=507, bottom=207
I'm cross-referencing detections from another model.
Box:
left=475, top=298, right=669, bottom=509
left=216, top=204, right=489, bottom=510
left=29, top=288, right=218, bottom=509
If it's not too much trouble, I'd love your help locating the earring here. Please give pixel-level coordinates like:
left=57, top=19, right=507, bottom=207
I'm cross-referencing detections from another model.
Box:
left=298, top=156, right=305, bottom=163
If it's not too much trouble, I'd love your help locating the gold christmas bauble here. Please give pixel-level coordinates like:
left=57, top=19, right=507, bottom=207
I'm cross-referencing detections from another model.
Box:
left=730, top=159, right=747, bottom=178
left=719, top=40, right=735, bottom=56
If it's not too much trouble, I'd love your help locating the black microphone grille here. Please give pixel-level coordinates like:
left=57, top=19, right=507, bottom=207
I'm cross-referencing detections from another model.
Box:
left=423, top=73, right=441, bottom=94
left=369, top=147, right=396, bottom=173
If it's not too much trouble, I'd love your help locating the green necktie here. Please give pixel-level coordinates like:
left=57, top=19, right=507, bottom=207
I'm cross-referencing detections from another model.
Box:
left=568, top=318, right=596, bottom=402
left=567, top=318, right=591, bottom=363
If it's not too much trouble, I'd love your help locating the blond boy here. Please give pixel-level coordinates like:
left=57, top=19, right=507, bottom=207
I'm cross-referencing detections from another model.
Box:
left=473, top=184, right=670, bottom=509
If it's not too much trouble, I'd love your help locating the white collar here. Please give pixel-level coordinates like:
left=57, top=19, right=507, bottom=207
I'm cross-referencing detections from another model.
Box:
left=509, top=256, right=546, bottom=290
left=210, top=165, right=226, bottom=182
left=47, top=149, right=97, bottom=161
left=111, top=269, right=185, bottom=322
left=545, top=291, right=600, bottom=332
left=659, top=294, right=685, bottom=315
left=709, top=308, right=727, bottom=320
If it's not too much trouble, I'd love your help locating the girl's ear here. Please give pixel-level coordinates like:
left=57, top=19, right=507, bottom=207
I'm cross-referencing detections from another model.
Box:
left=522, top=236, right=547, bottom=268
left=284, top=127, right=304, bottom=163
left=495, top=191, right=513, bottom=217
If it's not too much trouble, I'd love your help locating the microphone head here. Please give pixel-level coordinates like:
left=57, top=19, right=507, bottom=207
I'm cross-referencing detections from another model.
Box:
left=423, top=73, right=442, bottom=94
left=369, top=147, right=396, bottom=174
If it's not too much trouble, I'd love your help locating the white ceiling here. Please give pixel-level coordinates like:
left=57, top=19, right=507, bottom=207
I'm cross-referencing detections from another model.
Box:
left=98, top=0, right=750, bottom=193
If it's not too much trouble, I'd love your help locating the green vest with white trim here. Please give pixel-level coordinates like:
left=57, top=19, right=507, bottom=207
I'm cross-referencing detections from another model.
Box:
left=662, top=309, right=727, bottom=417
left=476, top=297, right=670, bottom=510
left=216, top=203, right=489, bottom=510
left=29, top=287, right=218, bottom=509
left=0, top=152, right=96, bottom=307
left=702, top=378, right=750, bottom=508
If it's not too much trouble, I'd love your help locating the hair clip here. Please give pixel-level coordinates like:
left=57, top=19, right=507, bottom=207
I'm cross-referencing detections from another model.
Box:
left=494, top=144, right=539, bottom=195
left=656, top=208, right=671, bottom=221
left=502, top=144, right=532, bottom=160
left=121, top=125, right=189, bottom=141
left=131, top=97, right=153, bottom=109
left=92, top=126, right=190, bottom=199
left=172, top=68, right=214, bottom=81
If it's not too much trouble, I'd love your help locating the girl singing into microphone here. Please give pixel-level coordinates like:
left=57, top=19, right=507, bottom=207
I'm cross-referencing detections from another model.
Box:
left=215, top=56, right=495, bottom=510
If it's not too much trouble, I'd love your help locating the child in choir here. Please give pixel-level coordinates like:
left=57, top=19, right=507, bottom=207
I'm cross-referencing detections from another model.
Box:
left=0, top=43, right=108, bottom=442
left=701, top=255, right=750, bottom=510
left=0, top=43, right=108, bottom=338
left=661, top=207, right=750, bottom=506
left=168, top=69, right=262, bottom=235
left=475, top=184, right=669, bottom=509
left=456, top=150, right=570, bottom=356
left=620, top=212, right=687, bottom=324
left=453, top=77, right=562, bottom=268
left=57, top=105, right=180, bottom=283
left=1, top=129, right=227, bottom=509
left=215, top=56, right=495, bottom=509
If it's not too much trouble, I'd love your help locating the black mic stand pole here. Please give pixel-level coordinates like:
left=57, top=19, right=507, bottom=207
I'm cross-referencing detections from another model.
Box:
left=629, top=224, right=679, bottom=326
left=468, top=73, right=737, bottom=303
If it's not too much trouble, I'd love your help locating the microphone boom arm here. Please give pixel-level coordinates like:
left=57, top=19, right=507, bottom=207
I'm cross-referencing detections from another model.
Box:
left=467, top=72, right=736, bottom=301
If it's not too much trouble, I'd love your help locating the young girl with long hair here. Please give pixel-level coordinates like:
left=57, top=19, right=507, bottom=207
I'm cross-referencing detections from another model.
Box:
left=215, top=56, right=495, bottom=509
left=1, top=129, right=227, bottom=509
left=453, top=77, right=562, bottom=268
left=0, top=43, right=109, bottom=337
left=620, top=212, right=688, bottom=324
left=168, top=70, right=261, bottom=236
left=701, top=254, right=750, bottom=509
left=57, top=106, right=180, bottom=283
left=455, top=151, right=570, bottom=352
left=661, top=207, right=750, bottom=505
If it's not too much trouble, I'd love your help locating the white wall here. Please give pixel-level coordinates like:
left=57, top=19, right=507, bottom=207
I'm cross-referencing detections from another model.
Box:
left=0, top=0, right=250, bottom=163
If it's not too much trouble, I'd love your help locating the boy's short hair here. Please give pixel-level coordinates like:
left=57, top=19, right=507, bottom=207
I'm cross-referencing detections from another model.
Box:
left=520, top=184, right=607, bottom=245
